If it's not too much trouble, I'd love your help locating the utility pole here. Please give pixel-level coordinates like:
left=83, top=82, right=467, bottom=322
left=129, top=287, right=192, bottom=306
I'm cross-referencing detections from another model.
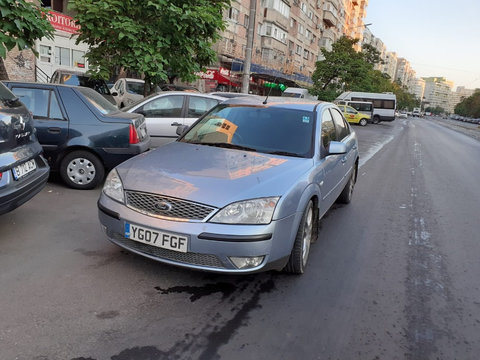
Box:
left=241, top=0, right=256, bottom=94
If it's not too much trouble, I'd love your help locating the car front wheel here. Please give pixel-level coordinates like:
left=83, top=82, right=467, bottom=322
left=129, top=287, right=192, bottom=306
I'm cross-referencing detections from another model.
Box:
left=337, top=165, right=357, bottom=204
left=284, top=200, right=314, bottom=274
left=60, top=150, right=105, bottom=190
left=360, top=118, right=368, bottom=126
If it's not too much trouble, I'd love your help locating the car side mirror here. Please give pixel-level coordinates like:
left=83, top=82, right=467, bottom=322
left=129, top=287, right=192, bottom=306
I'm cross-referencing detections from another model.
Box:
left=328, top=141, right=347, bottom=155
left=176, top=125, right=188, bottom=136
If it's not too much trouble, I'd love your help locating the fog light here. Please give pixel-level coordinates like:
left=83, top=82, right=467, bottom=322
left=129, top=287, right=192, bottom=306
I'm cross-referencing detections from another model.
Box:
left=229, top=256, right=265, bottom=269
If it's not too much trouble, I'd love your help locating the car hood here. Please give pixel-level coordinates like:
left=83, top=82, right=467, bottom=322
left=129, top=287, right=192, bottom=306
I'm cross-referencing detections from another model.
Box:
left=116, top=142, right=313, bottom=208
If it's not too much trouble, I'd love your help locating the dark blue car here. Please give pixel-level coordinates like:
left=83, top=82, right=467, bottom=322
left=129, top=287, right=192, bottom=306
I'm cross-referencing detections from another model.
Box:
left=3, top=82, right=150, bottom=189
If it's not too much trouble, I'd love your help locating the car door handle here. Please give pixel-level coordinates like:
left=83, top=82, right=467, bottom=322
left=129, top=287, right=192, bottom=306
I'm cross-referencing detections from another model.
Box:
left=352, top=145, right=357, bottom=150
left=171, top=122, right=182, bottom=126
left=341, top=158, right=347, bottom=164
left=48, top=127, right=61, bottom=134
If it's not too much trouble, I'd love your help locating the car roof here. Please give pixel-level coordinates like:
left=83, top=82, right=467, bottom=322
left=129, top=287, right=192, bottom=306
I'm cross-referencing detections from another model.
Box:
left=3, top=81, right=96, bottom=91
left=209, top=92, right=259, bottom=98
left=52, top=69, right=88, bottom=75
left=222, top=96, right=326, bottom=111
left=119, top=78, right=145, bottom=83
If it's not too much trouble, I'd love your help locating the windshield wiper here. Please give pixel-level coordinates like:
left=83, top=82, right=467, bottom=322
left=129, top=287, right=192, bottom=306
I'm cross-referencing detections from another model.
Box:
left=266, top=150, right=303, bottom=158
left=201, top=142, right=258, bottom=152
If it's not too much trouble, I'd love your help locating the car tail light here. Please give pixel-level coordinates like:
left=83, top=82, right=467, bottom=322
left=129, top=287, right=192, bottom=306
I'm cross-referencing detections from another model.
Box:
left=129, top=124, right=139, bottom=144
left=0, top=172, right=2, bottom=181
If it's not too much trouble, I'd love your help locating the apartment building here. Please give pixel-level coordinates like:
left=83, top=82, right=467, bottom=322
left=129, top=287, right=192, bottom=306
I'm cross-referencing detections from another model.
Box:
left=209, top=0, right=369, bottom=93
left=448, top=86, right=475, bottom=114
left=361, top=27, right=386, bottom=71
left=423, top=77, right=454, bottom=112
left=382, top=52, right=398, bottom=80
left=413, top=78, right=426, bottom=101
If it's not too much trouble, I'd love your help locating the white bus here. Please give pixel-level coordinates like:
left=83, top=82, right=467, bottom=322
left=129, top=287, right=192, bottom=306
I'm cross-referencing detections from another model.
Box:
left=335, top=91, right=396, bottom=124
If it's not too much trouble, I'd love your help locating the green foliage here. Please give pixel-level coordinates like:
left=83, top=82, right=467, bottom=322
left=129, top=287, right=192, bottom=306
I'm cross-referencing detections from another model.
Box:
left=71, top=0, right=230, bottom=94
left=424, top=106, right=445, bottom=115
left=311, top=36, right=419, bottom=109
left=0, top=0, right=54, bottom=58
left=455, top=90, right=480, bottom=118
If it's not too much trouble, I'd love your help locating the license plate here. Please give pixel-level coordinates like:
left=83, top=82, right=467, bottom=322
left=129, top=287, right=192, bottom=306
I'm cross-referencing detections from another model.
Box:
left=125, top=223, right=188, bottom=253
left=12, top=159, right=36, bottom=180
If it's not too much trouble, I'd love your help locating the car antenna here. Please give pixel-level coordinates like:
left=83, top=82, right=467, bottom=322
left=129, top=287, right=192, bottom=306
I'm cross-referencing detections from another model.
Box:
left=263, top=76, right=278, bottom=105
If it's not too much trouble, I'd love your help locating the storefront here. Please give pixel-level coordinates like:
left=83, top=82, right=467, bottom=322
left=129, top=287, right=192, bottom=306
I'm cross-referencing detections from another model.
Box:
left=35, top=10, right=89, bottom=82
left=195, top=67, right=242, bottom=93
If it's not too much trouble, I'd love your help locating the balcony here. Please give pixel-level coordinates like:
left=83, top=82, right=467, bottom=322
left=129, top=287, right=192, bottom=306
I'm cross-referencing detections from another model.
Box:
left=323, top=11, right=337, bottom=28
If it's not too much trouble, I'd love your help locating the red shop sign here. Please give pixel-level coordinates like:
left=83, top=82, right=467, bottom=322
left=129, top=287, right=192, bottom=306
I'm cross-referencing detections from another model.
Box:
left=47, top=10, right=81, bottom=34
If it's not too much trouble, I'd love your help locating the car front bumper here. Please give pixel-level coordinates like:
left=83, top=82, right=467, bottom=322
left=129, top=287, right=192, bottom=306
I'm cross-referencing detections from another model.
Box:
left=97, top=193, right=296, bottom=274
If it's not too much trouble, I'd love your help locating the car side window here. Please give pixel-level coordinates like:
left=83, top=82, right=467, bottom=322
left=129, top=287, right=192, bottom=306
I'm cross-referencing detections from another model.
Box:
left=140, top=95, right=184, bottom=118
left=187, top=97, right=219, bottom=117
left=11, top=87, right=64, bottom=120
left=346, top=106, right=357, bottom=114
left=330, top=108, right=350, bottom=141
left=321, top=109, right=337, bottom=151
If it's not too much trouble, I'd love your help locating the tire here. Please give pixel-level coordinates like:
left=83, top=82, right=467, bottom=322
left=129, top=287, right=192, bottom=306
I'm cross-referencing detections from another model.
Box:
left=60, top=150, right=105, bottom=190
left=284, top=200, right=314, bottom=274
left=337, top=164, right=357, bottom=204
left=359, top=118, right=368, bottom=126
left=372, top=115, right=380, bottom=124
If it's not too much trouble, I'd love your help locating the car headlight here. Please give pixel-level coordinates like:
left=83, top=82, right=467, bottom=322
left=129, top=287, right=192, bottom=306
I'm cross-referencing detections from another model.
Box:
left=103, top=169, right=124, bottom=203
left=210, top=197, right=279, bottom=224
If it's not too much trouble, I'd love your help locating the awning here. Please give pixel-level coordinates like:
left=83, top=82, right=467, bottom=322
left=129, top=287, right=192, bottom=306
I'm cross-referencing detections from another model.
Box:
left=230, top=60, right=313, bottom=86
left=196, top=68, right=240, bottom=87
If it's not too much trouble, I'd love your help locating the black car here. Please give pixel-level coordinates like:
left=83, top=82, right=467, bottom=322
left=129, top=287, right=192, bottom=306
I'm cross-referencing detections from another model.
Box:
left=3, top=82, right=150, bottom=190
left=0, top=82, right=50, bottom=215
left=50, top=69, right=117, bottom=106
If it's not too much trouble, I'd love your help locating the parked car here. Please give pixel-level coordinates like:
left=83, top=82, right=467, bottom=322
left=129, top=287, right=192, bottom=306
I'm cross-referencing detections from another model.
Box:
left=0, top=82, right=50, bottom=214
left=123, top=92, right=226, bottom=147
left=98, top=97, right=359, bottom=274
left=158, top=84, right=199, bottom=92
left=209, top=92, right=259, bottom=99
left=396, top=111, right=408, bottom=119
left=50, top=69, right=117, bottom=106
left=3, top=82, right=150, bottom=189
left=111, top=78, right=162, bottom=109
left=337, top=104, right=370, bottom=126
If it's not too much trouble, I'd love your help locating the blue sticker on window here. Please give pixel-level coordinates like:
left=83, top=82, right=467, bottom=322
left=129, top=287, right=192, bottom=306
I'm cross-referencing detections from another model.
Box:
left=302, top=116, right=310, bottom=123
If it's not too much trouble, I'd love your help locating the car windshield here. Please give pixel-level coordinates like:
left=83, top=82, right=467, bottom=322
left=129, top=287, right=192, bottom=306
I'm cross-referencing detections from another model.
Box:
left=126, top=81, right=145, bottom=95
left=77, top=87, right=119, bottom=115
left=180, top=104, right=315, bottom=158
left=282, top=93, right=302, bottom=98
left=61, top=74, right=111, bottom=95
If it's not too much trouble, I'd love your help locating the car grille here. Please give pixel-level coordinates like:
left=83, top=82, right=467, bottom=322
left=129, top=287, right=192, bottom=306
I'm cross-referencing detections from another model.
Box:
left=125, top=191, right=216, bottom=221
left=112, top=233, right=225, bottom=268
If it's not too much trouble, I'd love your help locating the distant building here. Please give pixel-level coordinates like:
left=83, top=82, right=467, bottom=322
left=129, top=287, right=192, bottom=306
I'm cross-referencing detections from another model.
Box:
left=448, top=86, right=476, bottom=114
left=422, top=77, right=454, bottom=112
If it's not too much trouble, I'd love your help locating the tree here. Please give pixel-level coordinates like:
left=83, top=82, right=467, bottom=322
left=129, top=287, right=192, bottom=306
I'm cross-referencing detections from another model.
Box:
left=311, top=36, right=370, bottom=101
left=455, top=90, right=480, bottom=118
left=71, top=0, right=230, bottom=96
left=0, top=0, right=54, bottom=80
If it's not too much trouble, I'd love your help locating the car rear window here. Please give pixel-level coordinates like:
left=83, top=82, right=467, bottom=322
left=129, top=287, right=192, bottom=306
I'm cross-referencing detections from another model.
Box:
left=180, top=104, right=315, bottom=158
left=60, top=74, right=111, bottom=95
left=77, top=87, right=118, bottom=115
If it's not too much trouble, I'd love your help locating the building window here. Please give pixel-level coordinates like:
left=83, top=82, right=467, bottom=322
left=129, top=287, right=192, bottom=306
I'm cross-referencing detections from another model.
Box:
left=290, top=18, right=296, bottom=28
left=72, top=50, right=85, bottom=68
left=39, top=45, right=52, bottom=63
left=298, top=24, right=304, bottom=35
left=244, top=14, right=249, bottom=28
left=296, top=45, right=302, bottom=55
left=55, top=46, right=70, bottom=66
left=228, top=7, right=239, bottom=22
left=303, top=49, right=309, bottom=59
left=261, top=0, right=290, bottom=18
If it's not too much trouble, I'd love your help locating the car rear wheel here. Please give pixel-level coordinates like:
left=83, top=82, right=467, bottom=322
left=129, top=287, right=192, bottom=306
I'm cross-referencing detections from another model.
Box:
left=60, top=150, right=104, bottom=190
left=284, top=200, right=314, bottom=274
left=359, top=118, right=368, bottom=126
left=337, top=164, right=356, bottom=204
left=372, top=115, right=380, bottom=124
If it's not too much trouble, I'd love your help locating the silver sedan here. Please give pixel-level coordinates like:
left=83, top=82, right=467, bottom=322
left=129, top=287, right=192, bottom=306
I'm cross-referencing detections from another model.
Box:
left=98, top=97, right=359, bottom=274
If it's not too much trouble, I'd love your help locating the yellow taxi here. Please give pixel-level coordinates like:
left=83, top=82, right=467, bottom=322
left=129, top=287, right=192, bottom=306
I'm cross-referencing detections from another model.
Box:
left=338, top=105, right=370, bottom=126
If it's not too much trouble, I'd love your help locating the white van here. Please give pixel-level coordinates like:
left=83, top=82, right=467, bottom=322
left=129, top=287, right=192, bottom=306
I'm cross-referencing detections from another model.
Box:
left=335, top=91, right=396, bottom=124
left=282, top=87, right=318, bottom=100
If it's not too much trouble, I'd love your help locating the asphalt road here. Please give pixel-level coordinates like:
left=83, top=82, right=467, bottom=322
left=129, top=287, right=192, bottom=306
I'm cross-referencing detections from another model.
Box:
left=1, top=118, right=479, bottom=360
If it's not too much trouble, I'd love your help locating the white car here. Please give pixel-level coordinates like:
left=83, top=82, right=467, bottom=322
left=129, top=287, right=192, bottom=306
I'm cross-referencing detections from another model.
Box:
left=123, top=92, right=226, bottom=147
left=112, top=78, right=147, bottom=108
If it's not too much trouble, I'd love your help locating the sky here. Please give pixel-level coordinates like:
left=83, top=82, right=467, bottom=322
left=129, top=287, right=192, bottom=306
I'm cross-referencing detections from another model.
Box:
left=364, top=0, right=480, bottom=90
